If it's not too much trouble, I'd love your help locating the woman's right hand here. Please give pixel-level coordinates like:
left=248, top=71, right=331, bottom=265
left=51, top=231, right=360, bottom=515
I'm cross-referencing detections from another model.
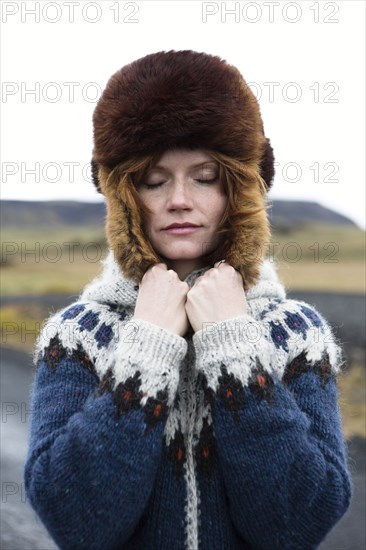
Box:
left=133, top=263, right=190, bottom=336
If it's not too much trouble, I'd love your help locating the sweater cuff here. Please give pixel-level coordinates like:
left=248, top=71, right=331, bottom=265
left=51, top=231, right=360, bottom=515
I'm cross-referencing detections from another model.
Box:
left=192, top=315, right=272, bottom=389
left=110, top=318, right=187, bottom=404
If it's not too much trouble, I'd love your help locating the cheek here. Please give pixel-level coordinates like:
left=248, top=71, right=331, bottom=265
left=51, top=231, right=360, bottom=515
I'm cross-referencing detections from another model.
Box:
left=142, top=216, right=156, bottom=241
left=142, top=211, right=165, bottom=250
left=138, top=195, right=159, bottom=232
left=209, top=193, right=227, bottom=225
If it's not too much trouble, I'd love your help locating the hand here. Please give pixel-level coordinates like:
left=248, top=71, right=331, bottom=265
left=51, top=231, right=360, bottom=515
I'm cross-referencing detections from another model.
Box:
left=185, top=261, right=247, bottom=333
left=133, top=263, right=190, bottom=336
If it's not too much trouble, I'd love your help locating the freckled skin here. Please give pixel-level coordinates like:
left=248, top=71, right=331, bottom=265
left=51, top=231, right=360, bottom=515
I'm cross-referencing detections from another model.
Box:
left=136, top=149, right=227, bottom=280
left=134, top=149, right=247, bottom=334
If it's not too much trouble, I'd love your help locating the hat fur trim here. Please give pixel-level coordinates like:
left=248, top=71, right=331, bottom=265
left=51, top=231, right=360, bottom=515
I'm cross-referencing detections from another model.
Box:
left=92, top=50, right=275, bottom=191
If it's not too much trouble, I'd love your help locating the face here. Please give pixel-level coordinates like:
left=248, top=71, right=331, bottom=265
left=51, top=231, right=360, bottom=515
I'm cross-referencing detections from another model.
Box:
left=136, top=149, right=227, bottom=279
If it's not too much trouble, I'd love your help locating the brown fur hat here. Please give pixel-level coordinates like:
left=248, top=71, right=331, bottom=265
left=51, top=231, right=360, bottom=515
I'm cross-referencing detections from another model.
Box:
left=92, top=50, right=274, bottom=285
left=92, top=50, right=275, bottom=191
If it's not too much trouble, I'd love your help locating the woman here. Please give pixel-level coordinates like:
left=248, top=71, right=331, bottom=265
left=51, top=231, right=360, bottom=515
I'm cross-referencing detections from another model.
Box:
left=24, top=50, right=351, bottom=549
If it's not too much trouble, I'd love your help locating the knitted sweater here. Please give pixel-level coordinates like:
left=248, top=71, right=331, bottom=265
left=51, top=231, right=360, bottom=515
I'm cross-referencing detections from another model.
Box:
left=24, top=253, right=351, bottom=550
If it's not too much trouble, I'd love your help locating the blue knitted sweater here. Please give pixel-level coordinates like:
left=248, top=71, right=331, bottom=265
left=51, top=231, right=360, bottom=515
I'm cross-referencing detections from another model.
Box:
left=24, top=253, right=351, bottom=549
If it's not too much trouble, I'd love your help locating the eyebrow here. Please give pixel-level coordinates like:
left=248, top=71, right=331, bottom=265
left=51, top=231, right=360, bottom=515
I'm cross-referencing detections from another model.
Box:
left=150, top=161, right=218, bottom=171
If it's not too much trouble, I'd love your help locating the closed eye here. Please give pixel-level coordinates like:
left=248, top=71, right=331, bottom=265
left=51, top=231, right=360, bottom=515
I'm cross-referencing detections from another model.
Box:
left=195, top=177, right=218, bottom=184
left=141, top=176, right=218, bottom=189
left=142, top=182, right=165, bottom=188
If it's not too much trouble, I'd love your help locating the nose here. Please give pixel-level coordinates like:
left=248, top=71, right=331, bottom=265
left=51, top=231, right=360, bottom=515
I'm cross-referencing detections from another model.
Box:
left=166, top=180, right=193, bottom=211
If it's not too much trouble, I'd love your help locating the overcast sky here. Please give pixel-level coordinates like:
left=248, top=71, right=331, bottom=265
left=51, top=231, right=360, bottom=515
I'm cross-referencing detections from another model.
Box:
left=1, top=0, right=365, bottom=228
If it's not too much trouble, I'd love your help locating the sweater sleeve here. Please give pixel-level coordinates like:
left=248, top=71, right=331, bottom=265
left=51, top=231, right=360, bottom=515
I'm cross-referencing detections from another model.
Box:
left=192, top=301, right=352, bottom=549
left=24, top=317, right=187, bottom=550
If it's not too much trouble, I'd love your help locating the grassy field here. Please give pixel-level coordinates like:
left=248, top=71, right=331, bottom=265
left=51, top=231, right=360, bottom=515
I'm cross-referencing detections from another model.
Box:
left=1, top=223, right=365, bottom=295
left=1, top=226, right=106, bottom=295
left=271, top=224, right=365, bottom=293
left=338, top=358, right=366, bottom=440
left=1, top=222, right=364, bottom=347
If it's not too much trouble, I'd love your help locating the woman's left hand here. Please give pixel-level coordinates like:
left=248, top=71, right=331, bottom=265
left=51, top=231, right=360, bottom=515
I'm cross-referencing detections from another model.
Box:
left=185, top=261, right=248, bottom=333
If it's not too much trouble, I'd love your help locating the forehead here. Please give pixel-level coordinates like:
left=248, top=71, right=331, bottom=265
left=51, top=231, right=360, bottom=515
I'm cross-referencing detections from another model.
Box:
left=151, top=149, right=217, bottom=171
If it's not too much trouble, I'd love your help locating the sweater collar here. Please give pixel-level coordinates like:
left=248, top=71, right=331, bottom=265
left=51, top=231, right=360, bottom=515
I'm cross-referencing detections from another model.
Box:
left=80, top=250, right=286, bottom=308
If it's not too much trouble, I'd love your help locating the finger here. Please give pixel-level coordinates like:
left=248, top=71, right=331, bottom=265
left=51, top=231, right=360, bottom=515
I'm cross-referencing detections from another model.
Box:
left=214, top=259, right=227, bottom=268
left=145, top=262, right=166, bottom=273
left=141, top=263, right=166, bottom=282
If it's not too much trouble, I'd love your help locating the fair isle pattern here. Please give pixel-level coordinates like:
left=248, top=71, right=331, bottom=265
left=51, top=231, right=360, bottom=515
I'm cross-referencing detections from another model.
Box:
left=34, top=252, right=342, bottom=549
left=192, top=299, right=341, bottom=396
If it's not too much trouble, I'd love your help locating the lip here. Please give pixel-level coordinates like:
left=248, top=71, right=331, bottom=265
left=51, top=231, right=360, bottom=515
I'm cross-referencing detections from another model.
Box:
left=163, top=223, right=201, bottom=235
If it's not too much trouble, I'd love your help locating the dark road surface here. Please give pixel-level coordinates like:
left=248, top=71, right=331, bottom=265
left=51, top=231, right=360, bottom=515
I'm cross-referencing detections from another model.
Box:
left=1, top=346, right=365, bottom=550
left=1, top=347, right=58, bottom=549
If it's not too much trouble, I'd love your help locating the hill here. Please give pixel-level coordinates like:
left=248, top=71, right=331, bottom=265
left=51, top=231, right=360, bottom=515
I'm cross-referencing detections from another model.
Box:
left=0, top=199, right=357, bottom=229
left=267, top=200, right=356, bottom=229
left=0, top=200, right=106, bottom=229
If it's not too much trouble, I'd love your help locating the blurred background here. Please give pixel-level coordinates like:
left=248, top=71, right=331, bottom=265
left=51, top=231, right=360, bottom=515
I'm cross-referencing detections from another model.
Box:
left=1, top=1, right=365, bottom=548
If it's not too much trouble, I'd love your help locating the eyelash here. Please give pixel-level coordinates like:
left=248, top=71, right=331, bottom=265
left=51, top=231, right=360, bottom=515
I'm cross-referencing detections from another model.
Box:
left=143, top=177, right=218, bottom=188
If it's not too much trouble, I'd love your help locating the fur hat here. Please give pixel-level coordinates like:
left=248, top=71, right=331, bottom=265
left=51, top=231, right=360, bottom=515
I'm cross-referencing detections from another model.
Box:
left=92, top=50, right=275, bottom=191
left=91, top=50, right=274, bottom=285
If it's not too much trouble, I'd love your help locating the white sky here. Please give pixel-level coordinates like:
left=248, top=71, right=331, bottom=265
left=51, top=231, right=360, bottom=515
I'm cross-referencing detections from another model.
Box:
left=1, top=0, right=365, bottom=228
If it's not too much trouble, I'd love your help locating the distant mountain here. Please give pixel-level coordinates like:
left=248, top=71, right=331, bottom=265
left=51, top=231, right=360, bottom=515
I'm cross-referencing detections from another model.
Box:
left=0, top=200, right=107, bottom=229
left=0, top=199, right=356, bottom=230
left=267, top=200, right=356, bottom=230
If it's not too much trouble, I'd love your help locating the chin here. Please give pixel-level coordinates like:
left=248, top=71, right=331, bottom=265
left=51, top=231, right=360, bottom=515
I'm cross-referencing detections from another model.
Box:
left=159, top=246, right=204, bottom=261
